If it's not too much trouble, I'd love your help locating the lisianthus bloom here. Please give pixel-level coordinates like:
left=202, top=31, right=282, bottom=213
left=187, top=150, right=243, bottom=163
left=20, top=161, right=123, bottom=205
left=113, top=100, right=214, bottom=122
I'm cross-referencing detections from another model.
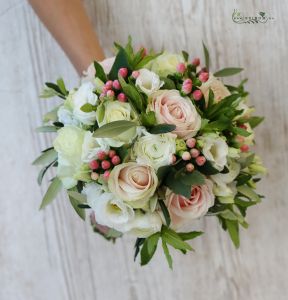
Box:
left=135, top=69, right=164, bottom=95
left=148, top=89, right=201, bottom=139
left=165, top=179, right=215, bottom=230
left=108, top=162, right=158, bottom=208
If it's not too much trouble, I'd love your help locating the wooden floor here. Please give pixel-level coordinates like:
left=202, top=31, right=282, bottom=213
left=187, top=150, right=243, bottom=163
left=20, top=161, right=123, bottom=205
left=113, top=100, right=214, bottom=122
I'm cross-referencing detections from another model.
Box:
left=0, top=0, right=287, bottom=299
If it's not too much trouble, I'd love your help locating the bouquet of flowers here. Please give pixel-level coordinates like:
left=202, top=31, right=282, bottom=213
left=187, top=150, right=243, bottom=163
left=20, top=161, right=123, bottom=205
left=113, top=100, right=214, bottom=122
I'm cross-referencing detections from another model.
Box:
left=34, top=38, right=265, bottom=268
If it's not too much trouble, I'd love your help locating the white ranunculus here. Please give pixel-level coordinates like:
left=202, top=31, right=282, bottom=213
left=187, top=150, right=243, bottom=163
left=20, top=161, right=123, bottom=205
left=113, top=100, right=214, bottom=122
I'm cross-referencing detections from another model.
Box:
left=211, top=159, right=240, bottom=199
left=132, top=130, right=176, bottom=170
left=96, top=101, right=137, bottom=147
left=198, top=133, right=229, bottom=171
left=81, top=131, right=110, bottom=163
left=108, top=162, right=158, bottom=208
left=135, top=69, right=164, bottom=95
left=127, top=211, right=162, bottom=238
left=199, top=73, right=231, bottom=104
left=149, top=52, right=184, bottom=77
left=84, top=183, right=134, bottom=232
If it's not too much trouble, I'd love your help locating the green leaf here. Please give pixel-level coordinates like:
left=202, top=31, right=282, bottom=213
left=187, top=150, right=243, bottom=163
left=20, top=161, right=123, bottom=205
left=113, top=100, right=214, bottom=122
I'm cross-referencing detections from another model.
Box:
left=149, top=124, right=176, bottom=134
left=248, top=116, right=264, bottom=128
left=202, top=41, right=210, bottom=70
left=80, top=103, right=96, bottom=113
left=225, top=219, right=240, bottom=248
left=236, top=173, right=252, bottom=186
left=140, top=233, right=160, bottom=266
left=140, top=111, right=156, bottom=127
left=92, top=120, right=137, bottom=138
left=207, top=89, right=214, bottom=108
left=135, top=53, right=162, bottom=70
left=214, top=68, right=243, bottom=77
left=179, top=170, right=206, bottom=186
left=108, top=47, right=131, bottom=80
left=68, top=191, right=86, bottom=220
left=160, top=77, right=176, bottom=89
left=36, top=125, right=58, bottom=133
left=182, top=50, right=189, bottom=62
left=94, top=61, right=108, bottom=82
left=196, top=160, right=220, bottom=175
left=161, top=226, right=192, bottom=251
left=134, top=238, right=145, bottom=261
left=237, top=185, right=260, bottom=203
left=45, top=82, right=66, bottom=98
left=56, top=78, right=68, bottom=96
left=37, top=159, right=57, bottom=185
left=164, top=170, right=191, bottom=198
left=159, top=200, right=171, bottom=227
left=178, top=231, right=203, bottom=241
left=231, top=126, right=251, bottom=137
left=162, top=240, right=173, bottom=269
left=33, top=148, right=57, bottom=166
left=39, top=177, right=62, bottom=209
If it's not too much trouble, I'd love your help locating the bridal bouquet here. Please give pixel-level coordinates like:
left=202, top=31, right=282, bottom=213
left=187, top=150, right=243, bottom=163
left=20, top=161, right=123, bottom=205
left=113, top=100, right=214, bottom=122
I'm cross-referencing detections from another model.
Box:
left=34, top=38, right=265, bottom=268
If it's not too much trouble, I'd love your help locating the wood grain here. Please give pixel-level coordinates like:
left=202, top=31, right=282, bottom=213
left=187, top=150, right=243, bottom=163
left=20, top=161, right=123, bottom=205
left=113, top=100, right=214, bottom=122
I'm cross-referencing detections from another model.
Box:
left=0, top=0, right=287, bottom=299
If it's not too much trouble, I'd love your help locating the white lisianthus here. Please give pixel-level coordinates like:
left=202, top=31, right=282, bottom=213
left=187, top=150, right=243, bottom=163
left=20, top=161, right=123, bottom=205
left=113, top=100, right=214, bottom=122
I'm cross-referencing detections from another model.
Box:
left=127, top=211, right=162, bottom=238
left=57, top=106, right=80, bottom=126
left=149, top=52, right=184, bottom=77
left=132, top=130, right=176, bottom=170
left=199, top=73, right=231, bottom=104
left=135, top=69, right=164, bottom=95
left=96, top=101, right=137, bottom=147
left=108, top=162, right=158, bottom=208
left=84, top=183, right=134, bottom=232
left=198, top=133, right=229, bottom=171
left=211, top=159, right=241, bottom=199
left=53, top=126, right=89, bottom=188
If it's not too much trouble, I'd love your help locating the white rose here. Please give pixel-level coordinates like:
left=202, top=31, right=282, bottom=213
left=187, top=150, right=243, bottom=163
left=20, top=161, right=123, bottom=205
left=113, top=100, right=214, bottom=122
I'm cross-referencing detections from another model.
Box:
left=96, top=101, right=137, bottom=147
left=132, top=130, right=176, bottom=170
left=148, top=90, right=201, bottom=139
left=198, top=133, right=229, bottom=171
left=126, top=211, right=162, bottom=238
left=108, top=162, right=158, bottom=208
left=135, top=69, right=164, bottom=95
left=149, top=52, right=184, bottom=77
left=165, top=179, right=215, bottom=230
left=199, top=73, right=231, bottom=103
left=84, top=183, right=134, bottom=233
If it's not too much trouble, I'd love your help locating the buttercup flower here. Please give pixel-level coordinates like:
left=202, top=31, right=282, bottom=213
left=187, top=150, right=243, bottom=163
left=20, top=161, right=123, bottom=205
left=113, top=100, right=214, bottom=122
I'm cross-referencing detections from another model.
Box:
left=165, top=179, right=215, bottom=230
left=198, top=133, right=229, bottom=171
left=96, top=101, right=137, bottom=147
left=149, top=52, right=184, bottom=77
left=108, top=162, right=158, bottom=208
left=132, top=130, right=176, bottom=170
left=148, top=89, right=201, bottom=139
left=199, top=73, right=230, bottom=104
left=135, top=69, right=164, bottom=95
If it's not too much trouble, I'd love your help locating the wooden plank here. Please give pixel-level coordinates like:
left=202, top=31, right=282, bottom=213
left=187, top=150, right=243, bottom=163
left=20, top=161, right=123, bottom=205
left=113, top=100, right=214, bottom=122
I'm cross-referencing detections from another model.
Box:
left=0, top=0, right=287, bottom=299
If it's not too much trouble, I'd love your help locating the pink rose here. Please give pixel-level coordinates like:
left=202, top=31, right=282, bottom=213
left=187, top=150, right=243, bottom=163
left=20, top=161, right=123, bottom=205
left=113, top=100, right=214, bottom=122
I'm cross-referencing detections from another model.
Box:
left=165, top=179, right=215, bottom=230
left=82, top=56, right=116, bottom=82
left=149, top=90, right=201, bottom=139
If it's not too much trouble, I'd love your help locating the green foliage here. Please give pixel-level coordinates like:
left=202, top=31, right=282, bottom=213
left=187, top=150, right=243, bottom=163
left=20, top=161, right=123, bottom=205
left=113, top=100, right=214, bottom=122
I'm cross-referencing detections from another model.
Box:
left=248, top=116, right=265, bottom=128
left=158, top=200, right=171, bottom=227
left=182, top=50, right=189, bottom=62
left=33, top=148, right=57, bottom=166
left=39, top=177, right=62, bottom=210
left=92, top=120, right=137, bottom=138
left=108, top=47, right=131, bottom=80
left=80, top=103, right=96, bottom=113
left=140, top=111, right=157, bottom=127
left=37, top=159, right=57, bottom=186
left=202, top=41, right=210, bottom=70
left=214, top=67, right=243, bottom=77
left=36, top=125, right=58, bottom=133
left=68, top=190, right=87, bottom=220
left=149, top=124, right=176, bottom=134
left=94, top=61, right=107, bottom=82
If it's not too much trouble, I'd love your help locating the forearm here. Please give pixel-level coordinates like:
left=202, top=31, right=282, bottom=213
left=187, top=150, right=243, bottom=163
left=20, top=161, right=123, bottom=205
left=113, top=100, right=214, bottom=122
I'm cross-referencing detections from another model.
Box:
left=29, top=0, right=105, bottom=74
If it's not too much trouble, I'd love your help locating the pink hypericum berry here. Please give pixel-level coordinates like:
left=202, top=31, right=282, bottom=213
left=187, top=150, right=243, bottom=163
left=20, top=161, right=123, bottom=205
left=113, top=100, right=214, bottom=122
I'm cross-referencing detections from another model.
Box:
left=97, top=151, right=107, bottom=160
left=102, top=86, right=109, bottom=94
left=190, top=148, right=200, bottom=158
left=240, top=144, right=249, bottom=152
left=105, top=80, right=113, bottom=89
left=176, top=63, right=186, bottom=74
left=103, top=170, right=110, bottom=180
left=89, top=160, right=99, bottom=170
left=196, top=156, right=206, bottom=166
left=106, top=90, right=115, bottom=98
left=192, top=57, right=200, bottom=66
left=239, top=124, right=248, bottom=130
left=118, top=68, right=128, bottom=78
left=199, top=72, right=209, bottom=82
left=236, top=135, right=245, bottom=144
left=131, top=70, right=140, bottom=79
left=101, top=160, right=111, bottom=170
left=186, top=138, right=196, bottom=148
left=186, top=163, right=195, bottom=172
left=192, top=90, right=203, bottom=101
left=91, top=172, right=99, bottom=181
left=182, top=151, right=191, bottom=161
left=182, top=78, right=193, bottom=94
left=108, top=150, right=116, bottom=158
left=117, top=93, right=127, bottom=102
left=111, top=155, right=121, bottom=165
left=112, top=80, right=121, bottom=90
